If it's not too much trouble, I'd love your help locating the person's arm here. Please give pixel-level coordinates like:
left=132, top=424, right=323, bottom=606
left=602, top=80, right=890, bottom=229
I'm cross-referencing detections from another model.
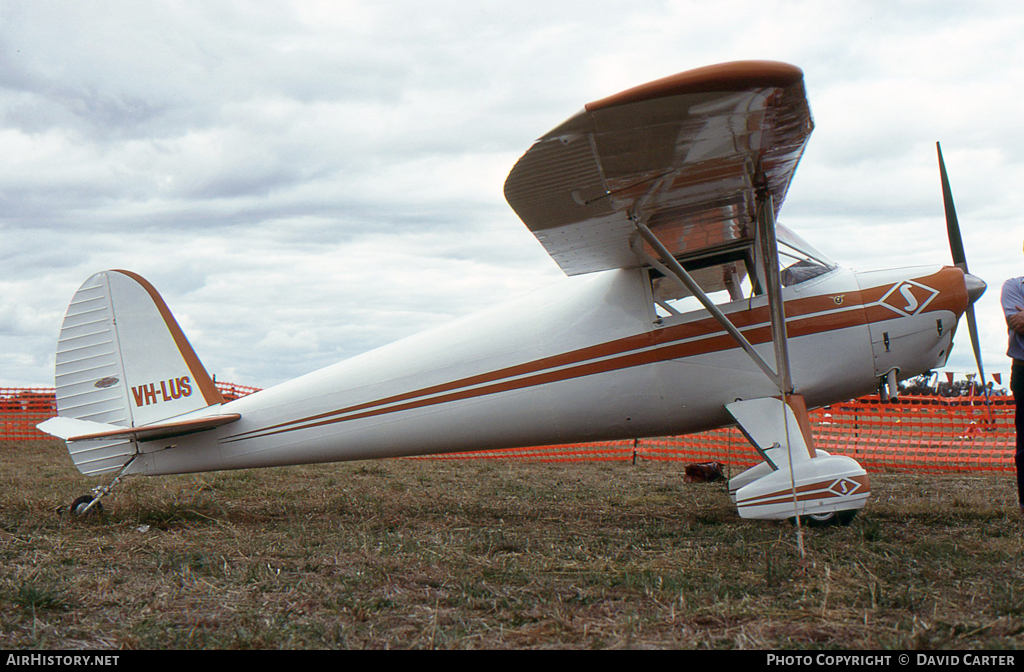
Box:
left=1009, top=308, right=1024, bottom=335
left=1002, top=279, right=1024, bottom=334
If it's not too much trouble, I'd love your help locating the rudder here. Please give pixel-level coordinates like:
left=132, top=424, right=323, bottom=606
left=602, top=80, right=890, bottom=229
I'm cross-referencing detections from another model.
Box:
left=49, top=270, right=224, bottom=475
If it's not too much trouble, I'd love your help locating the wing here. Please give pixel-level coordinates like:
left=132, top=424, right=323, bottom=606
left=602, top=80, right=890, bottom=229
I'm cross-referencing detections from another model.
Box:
left=504, top=61, right=813, bottom=276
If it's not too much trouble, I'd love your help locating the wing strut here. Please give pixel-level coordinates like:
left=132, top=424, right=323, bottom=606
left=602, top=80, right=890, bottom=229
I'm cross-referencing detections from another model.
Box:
left=631, top=188, right=795, bottom=397
left=635, top=185, right=830, bottom=538
left=632, top=222, right=780, bottom=386
left=755, top=191, right=794, bottom=396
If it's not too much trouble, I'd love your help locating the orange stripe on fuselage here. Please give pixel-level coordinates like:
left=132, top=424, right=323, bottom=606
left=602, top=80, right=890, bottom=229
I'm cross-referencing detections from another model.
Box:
left=220, top=269, right=965, bottom=444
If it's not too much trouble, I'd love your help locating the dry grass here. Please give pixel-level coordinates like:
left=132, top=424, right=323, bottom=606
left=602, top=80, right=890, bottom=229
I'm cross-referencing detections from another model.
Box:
left=1, top=440, right=1023, bottom=649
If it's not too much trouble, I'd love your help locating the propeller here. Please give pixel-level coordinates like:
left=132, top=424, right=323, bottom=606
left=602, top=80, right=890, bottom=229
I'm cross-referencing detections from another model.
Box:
left=936, top=142, right=993, bottom=417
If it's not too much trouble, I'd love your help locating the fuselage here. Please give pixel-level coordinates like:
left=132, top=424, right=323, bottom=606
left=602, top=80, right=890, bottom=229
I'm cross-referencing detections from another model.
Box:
left=127, top=262, right=969, bottom=476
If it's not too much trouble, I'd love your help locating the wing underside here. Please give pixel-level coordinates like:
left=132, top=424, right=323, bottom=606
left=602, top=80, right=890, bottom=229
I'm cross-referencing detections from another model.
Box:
left=504, top=61, right=813, bottom=278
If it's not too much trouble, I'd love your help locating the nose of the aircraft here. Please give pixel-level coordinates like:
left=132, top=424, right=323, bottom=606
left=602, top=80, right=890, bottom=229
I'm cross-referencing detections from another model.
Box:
left=965, top=273, right=986, bottom=304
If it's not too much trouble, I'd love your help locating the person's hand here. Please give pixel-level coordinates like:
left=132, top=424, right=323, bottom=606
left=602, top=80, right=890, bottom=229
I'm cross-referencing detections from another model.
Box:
left=1008, top=305, right=1024, bottom=334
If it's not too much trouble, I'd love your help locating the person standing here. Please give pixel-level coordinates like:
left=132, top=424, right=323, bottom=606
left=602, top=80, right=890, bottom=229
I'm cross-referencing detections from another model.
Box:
left=1000, top=274, right=1024, bottom=515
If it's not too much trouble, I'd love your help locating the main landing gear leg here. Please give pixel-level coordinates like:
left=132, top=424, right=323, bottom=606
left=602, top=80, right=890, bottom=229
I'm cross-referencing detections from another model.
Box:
left=68, top=455, right=137, bottom=518
left=726, top=397, right=870, bottom=522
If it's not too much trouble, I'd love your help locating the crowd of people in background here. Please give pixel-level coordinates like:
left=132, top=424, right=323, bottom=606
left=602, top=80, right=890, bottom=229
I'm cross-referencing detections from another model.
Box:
left=897, top=372, right=1005, bottom=398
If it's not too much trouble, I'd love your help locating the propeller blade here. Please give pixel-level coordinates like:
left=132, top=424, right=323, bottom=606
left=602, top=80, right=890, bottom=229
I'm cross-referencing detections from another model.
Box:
left=938, top=142, right=993, bottom=421
left=965, top=305, right=988, bottom=383
left=937, top=142, right=968, bottom=272
left=965, top=304, right=994, bottom=421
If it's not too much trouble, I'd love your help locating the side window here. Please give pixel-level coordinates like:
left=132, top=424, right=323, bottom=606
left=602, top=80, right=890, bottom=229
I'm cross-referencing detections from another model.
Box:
left=649, top=260, right=752, bottom=318
left=646, top=224, right=836, bottom=320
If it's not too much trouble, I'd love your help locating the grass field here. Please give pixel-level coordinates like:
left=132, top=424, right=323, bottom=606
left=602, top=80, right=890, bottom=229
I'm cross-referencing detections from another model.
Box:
left=2, top=440, right=1023, bottom=650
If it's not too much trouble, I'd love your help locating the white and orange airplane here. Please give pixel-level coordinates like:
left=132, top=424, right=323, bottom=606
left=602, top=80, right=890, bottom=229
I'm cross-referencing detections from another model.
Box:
left=39, top=61, right=986, bottom=524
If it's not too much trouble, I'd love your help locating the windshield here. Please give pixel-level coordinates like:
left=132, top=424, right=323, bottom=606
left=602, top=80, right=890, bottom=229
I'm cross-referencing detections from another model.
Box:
left=776, top=223, right=836, bottom=286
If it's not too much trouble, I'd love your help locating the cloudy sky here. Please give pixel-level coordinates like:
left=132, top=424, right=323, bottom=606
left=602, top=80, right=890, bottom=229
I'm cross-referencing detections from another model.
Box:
left=2, top=0, right=1023, bottom=391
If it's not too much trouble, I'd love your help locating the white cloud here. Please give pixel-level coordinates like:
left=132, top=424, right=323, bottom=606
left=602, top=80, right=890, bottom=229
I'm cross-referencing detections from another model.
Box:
left=2, top=0, right=1022, bottom=390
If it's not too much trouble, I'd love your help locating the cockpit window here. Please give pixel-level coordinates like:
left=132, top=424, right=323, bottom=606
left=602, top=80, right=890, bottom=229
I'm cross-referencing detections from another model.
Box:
left=776, top=224, right=835, bottom=287
left=780, top=259, right=830, bottom=286
left=647, top=223, right=837, bottom=319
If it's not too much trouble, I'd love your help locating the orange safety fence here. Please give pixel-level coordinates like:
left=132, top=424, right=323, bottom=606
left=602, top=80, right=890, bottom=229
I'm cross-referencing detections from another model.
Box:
left=215, top=381, right=263, bottom=402
left=0, top=382, right=262, bottom=442
left=813, top=396, right=1014, bottom=474
left=417, top=395, right=1017, bottom=475
left=2, top=385, right=1016, bottom=475
left=0, top=388, right=58, bottom=442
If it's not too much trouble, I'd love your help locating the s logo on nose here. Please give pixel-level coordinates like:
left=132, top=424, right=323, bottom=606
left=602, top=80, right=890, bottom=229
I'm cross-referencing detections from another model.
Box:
left=880, top=281, right=939, bottom=317
left=899, top=284, right=919, bottom=312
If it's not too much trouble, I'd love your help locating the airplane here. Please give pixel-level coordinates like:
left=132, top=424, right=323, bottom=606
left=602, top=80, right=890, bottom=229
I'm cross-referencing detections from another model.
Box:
left=38, top=60, right=987, bottom=525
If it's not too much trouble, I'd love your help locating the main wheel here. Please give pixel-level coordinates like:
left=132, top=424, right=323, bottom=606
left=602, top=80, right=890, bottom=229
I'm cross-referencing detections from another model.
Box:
left=791, top=509, right=857, bottom=527
left=70, top=495, right=103, bottom=517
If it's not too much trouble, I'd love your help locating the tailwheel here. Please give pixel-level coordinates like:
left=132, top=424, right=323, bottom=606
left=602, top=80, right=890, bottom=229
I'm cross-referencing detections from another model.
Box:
left=69, top=495, right=103, bottom=518
left=66, top=454, right=135, bottom=519
left=791, top=509, right=858, bottom=527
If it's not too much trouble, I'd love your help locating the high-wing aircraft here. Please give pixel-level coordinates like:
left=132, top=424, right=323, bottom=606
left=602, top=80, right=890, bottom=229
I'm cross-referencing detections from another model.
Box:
left=39, top=61, right=986, bottom=525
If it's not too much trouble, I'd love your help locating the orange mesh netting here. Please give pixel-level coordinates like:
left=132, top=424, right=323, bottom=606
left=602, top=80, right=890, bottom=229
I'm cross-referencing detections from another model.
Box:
left=3, top=385, right=1015, bottom=475
left=0, top=388, right=58, bottom=442
left=215, top=381, right=263, bottom=402
left=417, top=395, right=1016, bottom=475
left=0, top=382, right=260, bottom=442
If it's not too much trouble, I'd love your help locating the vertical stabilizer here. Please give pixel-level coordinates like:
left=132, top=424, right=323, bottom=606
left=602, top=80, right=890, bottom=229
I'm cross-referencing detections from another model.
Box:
left=51, top=270, right=223, bottom=475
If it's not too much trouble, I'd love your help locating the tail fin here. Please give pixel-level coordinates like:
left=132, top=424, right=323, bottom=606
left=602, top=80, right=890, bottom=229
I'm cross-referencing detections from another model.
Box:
left=48, top=270, right=224, bottom=474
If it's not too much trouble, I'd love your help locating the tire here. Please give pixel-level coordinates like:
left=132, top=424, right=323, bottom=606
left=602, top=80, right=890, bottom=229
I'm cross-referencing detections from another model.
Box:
left=791, top=509, right=857, bottom=527
left=70, top=495, right=103, bottom=517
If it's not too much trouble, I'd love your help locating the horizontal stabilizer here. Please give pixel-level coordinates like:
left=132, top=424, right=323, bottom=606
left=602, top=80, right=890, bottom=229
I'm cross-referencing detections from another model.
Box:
left=39, top=413, right=240, bottom=443
left=38, top=416, right=121, bottom=441
left=36, top=416, right=136, bottom=476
